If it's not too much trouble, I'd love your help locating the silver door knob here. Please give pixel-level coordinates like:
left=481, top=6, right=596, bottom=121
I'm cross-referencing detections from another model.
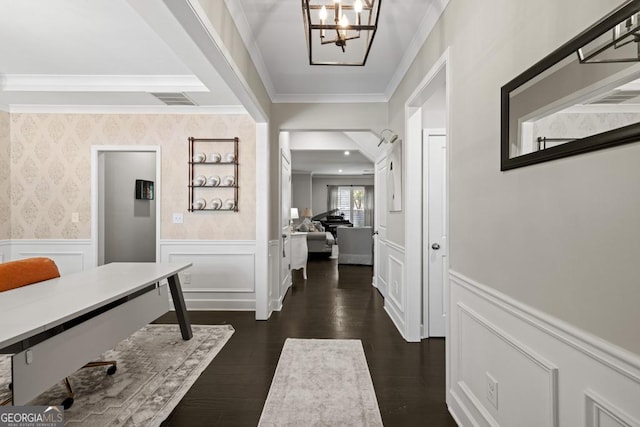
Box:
left=431, top=243, right=440, bottom=250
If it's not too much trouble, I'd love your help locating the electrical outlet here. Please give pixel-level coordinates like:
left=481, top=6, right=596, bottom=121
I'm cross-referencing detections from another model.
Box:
left=183, top=272, right=191, bottom=284
left=486, top=372, right=498, bottom=409
left=71, top=212, right=79, bottom=223
left=172, top=213, right=184, bottom=224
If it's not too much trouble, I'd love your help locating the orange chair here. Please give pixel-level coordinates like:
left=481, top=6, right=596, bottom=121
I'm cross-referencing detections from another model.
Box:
left=0, top=258, right=117, bottom=409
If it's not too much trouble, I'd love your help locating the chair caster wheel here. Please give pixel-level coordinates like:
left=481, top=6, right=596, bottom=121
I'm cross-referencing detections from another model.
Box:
left=106, top=365, right=117, bottom=376
left=62, top=397, right=74, bottom=410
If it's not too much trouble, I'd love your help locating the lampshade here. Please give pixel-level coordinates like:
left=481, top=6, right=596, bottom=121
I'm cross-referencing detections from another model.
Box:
left=302, top=0, right=382, bottom=66
left=291, top=208, right=300, bottom=220
left=302, top=208, right=313, bottom=218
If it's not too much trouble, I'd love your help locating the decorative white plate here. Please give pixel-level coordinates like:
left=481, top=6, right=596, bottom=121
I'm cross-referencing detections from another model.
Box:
left=210, top=198, right=222, bottom=210
left=193, top=175, right=206, bottom=186
left=207, top=175, right=221, bottom=187
left=222, top=175, right=235, bottom=186
left=223, top=199, right=235, bottom=210
left=192, top=199, right=206, bottom=210
left=193, top=152, right=206, bottom=163
left=223, top=153, right=235, bottom=163
left=209, top=152, right=221, bottom=163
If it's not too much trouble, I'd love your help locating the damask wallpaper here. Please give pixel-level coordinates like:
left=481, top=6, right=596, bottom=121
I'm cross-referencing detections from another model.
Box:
left=0, top=111, right=10, bottom=240
left=533, top=111, right=640, bottom=145
left=9, top=113, right=256, bottom=240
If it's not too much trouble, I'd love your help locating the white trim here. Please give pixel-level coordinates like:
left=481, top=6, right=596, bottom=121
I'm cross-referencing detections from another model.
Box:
left=158, top=239, right=256, bottom=247
left=170, top=298, right=255, bottom=311
left=448, top=389, right=475, bottom=427
left=563, top=104, right=640, bottom=114
left=0, top=104, right=9, bottom=113
left=91, top=145, right=162, bottom=268
left=255, top=122, right=271, bottom=320
left=450, top=270, right=640, bottom=381
left=2, top=74, right=207, bottom=92
left=383, top=239, right=405, bottom=254
left=585, top=389, right=639, bottom=427
left=7, top=105, right=247, bottom=115
left=175, top=0, right=269, bottom=122
left=384, top=0, right=451, bottom=100
left=222, top=0, right=277, bottom=101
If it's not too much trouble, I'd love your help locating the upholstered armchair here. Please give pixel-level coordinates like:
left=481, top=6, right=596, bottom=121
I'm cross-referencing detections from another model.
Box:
left=337, top=226, right=373, bottom=265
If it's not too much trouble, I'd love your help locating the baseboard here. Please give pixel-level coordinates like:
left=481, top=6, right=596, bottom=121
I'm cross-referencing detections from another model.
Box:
left=449, top=270, right=640, bottom=427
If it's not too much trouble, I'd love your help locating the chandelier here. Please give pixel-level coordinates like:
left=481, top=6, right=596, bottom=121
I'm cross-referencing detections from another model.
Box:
left=302, top=0, right=381, bottom=66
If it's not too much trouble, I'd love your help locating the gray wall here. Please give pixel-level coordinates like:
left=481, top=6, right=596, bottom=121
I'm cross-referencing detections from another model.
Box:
left=291, top=172, right=312, bottom=217
left=389, top=0, right=640, bottom=354
left=311, top=175, right=374, bottom=217
left=103, top=152, right=156, bottom=263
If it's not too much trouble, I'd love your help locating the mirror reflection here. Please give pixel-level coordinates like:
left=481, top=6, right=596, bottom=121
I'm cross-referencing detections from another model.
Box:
left=502, top=1, right=640, bottom=170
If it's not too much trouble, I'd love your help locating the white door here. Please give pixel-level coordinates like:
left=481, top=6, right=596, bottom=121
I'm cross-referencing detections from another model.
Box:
left=423, top=129, right=447, bottom=337
left=280, top=150, right=292, bottom=295
left=373, top=155, right=388, bottom=298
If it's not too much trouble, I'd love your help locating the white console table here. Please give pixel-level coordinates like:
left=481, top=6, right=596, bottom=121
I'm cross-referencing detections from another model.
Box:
left=290, top=232, right=308, bottom=280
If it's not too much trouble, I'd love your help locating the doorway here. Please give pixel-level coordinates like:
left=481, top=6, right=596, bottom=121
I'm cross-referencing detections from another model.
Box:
left=91, top=146, right=161, bottom=266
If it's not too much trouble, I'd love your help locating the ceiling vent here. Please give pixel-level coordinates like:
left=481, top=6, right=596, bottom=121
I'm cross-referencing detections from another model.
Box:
left=588, top=90, right=640, bottom=104
left=151, top=92, right=197, bottom=106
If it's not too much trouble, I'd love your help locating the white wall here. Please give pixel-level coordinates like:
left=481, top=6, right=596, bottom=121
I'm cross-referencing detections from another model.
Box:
left=291, top=172, right=312, bottom=218
left=387, top=0, right=640, bottom=424
left=311, top=175, right=374, bottom=217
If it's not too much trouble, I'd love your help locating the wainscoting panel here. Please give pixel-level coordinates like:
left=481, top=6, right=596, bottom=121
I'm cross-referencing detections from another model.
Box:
left=0, top=240, right=9, bottom=263
left=449, top=271, right=640, bottom=427
left=269, top=240, right=282, bottom=313
left=160, top=240, right=256, bottom=311
left=383, top=242, right=406, bottom=339
left=9, top=239, right=93, bottom=274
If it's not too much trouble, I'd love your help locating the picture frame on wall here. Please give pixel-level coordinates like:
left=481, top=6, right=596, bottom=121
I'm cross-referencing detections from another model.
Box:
left=135, top=179, right=154, bottom=200
left=387, top=141, right=402, bottom=212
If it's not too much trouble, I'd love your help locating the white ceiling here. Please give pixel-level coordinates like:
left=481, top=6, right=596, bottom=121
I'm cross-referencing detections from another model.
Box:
left=0, top=0, right=241, bottom=110
left=291, top=149, right=373, bottom=175
left=227, top=0, right=448, bottom=102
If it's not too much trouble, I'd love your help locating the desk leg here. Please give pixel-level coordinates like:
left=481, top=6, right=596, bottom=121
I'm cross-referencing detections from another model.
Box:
left=167, top=274, right=192, bottom=340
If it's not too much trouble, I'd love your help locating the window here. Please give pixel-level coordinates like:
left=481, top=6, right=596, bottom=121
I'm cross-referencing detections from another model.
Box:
left=336, top=186, right=365, bottom=227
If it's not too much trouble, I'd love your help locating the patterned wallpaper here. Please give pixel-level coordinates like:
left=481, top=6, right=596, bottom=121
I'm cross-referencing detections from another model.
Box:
left=9, top=113, right=256, bottom=240
left=533, top=111, right=640, bottom=146
left=0, top=111, right=9, bottom=240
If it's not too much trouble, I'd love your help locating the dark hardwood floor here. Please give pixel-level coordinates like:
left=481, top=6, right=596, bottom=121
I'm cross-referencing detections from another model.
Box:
left=157, top=256, right=457, bottom=426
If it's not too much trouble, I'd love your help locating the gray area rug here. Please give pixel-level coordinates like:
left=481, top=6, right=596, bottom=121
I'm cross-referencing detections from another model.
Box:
left=0, top=324, right=234, bottom=426
left=259, top=338, right=383, bottom=426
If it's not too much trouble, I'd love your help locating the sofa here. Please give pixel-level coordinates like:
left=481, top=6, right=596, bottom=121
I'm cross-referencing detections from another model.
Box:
left=337, top=226, right=373, bottom=265
left=306, top=231, right=335, bottom=254
left=295, top=218, right=335, bottom=254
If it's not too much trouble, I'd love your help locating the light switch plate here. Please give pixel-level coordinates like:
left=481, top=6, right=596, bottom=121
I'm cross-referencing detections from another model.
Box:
left=172, top=213, right=184, bottom=224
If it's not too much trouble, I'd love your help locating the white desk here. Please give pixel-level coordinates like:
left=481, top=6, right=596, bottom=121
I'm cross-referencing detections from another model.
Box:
left=0, top=262, right=192, bottom=405
left=290, top=232, right=308, bottom=279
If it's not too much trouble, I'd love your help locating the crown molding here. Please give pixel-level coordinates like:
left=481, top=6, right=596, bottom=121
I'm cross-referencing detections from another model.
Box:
left=7, top=104, right=247, bottom=115
left=223, top=0, right=277, bottom=101
left=0, top=104, right=9, bottom=113
left=272, top=92, right=388, bottom=103
left=1, top=74, right=208, bottom=92
left=384, top=0, right=450, bottom=100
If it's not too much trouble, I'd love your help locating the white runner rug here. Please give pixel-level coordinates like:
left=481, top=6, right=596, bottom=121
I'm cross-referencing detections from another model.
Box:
left=258, top=338, right=383, bottom=426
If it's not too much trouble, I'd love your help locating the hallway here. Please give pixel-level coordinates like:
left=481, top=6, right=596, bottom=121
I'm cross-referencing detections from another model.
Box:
left=159, top=257, right=456, bottom=426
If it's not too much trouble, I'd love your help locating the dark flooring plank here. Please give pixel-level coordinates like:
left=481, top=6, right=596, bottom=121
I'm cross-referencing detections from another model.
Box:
left=157, top=257, right=457, bottom=426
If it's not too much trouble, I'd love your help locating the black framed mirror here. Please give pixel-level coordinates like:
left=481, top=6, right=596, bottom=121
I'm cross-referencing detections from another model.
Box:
left=501, top=0, right=640, bottom=171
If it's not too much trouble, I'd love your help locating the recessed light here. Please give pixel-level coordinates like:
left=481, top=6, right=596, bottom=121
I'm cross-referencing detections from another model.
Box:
left=339, top=169, right=343, bottom=173
left=344, top=150, right=350, bottom=156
